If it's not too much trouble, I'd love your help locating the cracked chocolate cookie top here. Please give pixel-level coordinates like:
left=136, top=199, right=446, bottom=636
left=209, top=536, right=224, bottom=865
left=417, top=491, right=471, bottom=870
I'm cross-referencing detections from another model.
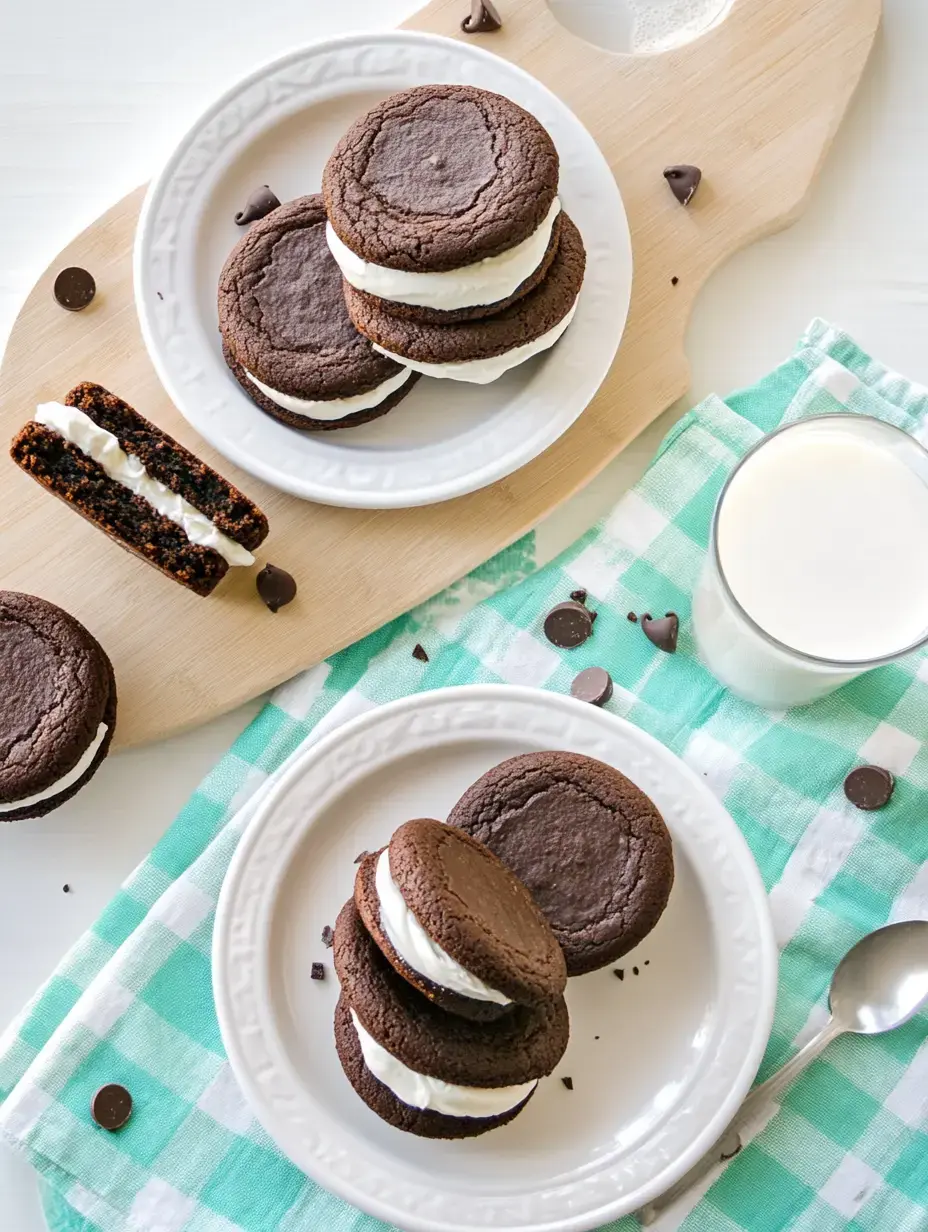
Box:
left=448, top=751, right=674, bottom=975
left=322, top=85, right=560, bottom=273
left=218, top=194, right=405, bottom=399
left=0, top=591, right=115, bottom=817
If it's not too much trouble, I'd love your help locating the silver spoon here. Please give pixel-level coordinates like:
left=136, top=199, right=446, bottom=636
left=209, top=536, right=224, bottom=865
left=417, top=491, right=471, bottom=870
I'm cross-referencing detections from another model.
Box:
left=638, top=919, right=928, bottom=1225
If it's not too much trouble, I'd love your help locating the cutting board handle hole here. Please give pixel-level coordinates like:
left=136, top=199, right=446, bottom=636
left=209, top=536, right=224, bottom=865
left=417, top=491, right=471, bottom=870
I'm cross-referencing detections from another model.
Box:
left=546, top=0, right=733, bottom=55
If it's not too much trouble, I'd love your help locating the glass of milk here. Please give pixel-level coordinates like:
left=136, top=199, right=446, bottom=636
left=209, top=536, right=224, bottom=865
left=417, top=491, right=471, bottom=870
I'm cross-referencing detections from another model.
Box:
left=693, top=415, right=928, bottom=709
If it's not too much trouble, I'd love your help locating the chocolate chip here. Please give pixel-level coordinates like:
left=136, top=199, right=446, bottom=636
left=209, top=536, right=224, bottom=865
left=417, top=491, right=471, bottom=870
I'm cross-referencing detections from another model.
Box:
left=589, top=610, right=598, bottom=624
left=321, top=925, right=334, bottom=948
left=54, top=267, right=95, bottom=312
left=353, top=850, right=370, bottom=864
left=671, top=276, right=679, bottom=286
left=235, top=185, right=281, bottom=225
left=412, top=643, right=429, bottom=663
left=561, top=1076, right=573, bottom=1090
left=642, top=612, right=679, bottom=653
left=627, top=611, right=638, bottom=623
left=544, top=601, right=594, bottom=649
left=594, top=1035, right=600, bottom=1040
left=62, top=884, right=70, bottom=894
left=570, top=667, right=613, bottom=707
left=91, top=1084, right=132, bottom=1131
left=645, top=960, right=650, bottom=966
left=633, top=966, right=639, bottom=975
left=311, top=963, right=325, bottom=981
left=256, top=564, right=296, bottom=613
left=614, top=968, right=624, bottom=981
left=844, top=765, right=894, bottom=810
left=461, top=0, right=502, bottom=33
left=663, top=165, right=702, bottom=206
left=570, top=588, right=587, bottom=605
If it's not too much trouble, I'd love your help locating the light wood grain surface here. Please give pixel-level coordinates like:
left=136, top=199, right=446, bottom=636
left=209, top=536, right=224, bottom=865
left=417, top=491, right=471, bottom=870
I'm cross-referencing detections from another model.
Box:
left=0, top=0, right=880, bottom=749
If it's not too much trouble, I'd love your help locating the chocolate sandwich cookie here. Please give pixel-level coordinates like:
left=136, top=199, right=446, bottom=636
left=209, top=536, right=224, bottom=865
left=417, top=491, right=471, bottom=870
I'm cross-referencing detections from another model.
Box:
left=10, top=383, right=268, bottom=598
left=323, top=85, right=561, bottom=319
left=448, top=751, right=674, bottom=976
left=344, top=215, right=586, bottom=384
left=0, top=592, right=116, bottom=821
left=333, top=899, right=568, bottom=1138
left=218, top=195, right=417, bottom=431
left=355, top=819, right=566, bottom=1021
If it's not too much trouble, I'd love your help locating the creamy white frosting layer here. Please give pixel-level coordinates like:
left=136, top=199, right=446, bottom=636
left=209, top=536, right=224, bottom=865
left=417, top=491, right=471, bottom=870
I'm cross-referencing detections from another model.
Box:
left=244, top=365, right=413, bottom=421
left=0, top=723, right=108, bottom=814
left=326, top=198, right=561, bottom=311
left=372, top=296, right=579, bottom=385
left=375, top=848, right=511, bottom=1006
left=350, top=1010, right=536, bottom=1117
left=35, top=403, right=254, bottom=567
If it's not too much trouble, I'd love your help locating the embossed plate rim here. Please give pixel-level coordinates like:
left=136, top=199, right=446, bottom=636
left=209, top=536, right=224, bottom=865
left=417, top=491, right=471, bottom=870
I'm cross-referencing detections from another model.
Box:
left=134, top=31, right=631, bottom=507
left=214, top=685, right=776, bottom=1231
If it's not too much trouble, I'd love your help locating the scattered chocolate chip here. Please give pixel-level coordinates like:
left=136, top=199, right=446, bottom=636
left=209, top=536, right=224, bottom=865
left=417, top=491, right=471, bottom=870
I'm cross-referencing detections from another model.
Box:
left=571, top=667, right=613, bottom=707
left=663, top=165, right=702, bottom=206
left=412, top=643, right=429, bottom=663
left=844, top=765, right=894, bottom=811
left=235, top=185, right=281, bottom=225
left=353, top=850, right=370, bottom=864
left=461, top=0, right=502, bottom=33
left=594, top=1035, right=600, bottom=1040
left=627, top=611, right=638, bottom=623
left=544, top=601, right=594, bottom=649
left=641, top=612, right=679, bottom=654
left=321, top=925, right=334, bottom=948
left=633, top=966, right=639, bottom=976
left=62, top=884, right=70, bottom=894
left=589, top=610, right=598, bottom=624
left=91, top=1084, right=132, bottom=1131
left=311, top=962, right=325, bottom=981
left=570, top=588, right=588, bottom=605
left=645, top=960, right=650, bottom=966
left=54, top=267, right=95, bottom=312
left=614, top=968, right=624, bottom=981
left=256, top=563, right=296, bottom=613
left=671, top=276, right=679, bottom=286
left=561, top=1076, right=573, bottom=1090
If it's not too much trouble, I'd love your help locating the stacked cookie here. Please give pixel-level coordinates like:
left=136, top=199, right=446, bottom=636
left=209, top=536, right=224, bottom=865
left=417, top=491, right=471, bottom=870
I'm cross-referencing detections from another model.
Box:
left=333, top=819, right=569, bottom=1138
left=324, top=85, right=585, bottom=385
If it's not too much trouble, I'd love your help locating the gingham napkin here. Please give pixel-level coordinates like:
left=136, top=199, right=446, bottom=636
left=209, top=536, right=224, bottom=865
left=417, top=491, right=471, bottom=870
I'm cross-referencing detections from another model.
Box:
left=3, top=319, right=927, bottom=1232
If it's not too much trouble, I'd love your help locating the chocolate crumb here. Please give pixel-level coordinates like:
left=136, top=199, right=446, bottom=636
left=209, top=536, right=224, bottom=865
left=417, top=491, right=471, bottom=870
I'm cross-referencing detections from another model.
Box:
left=614, top=969, right=624, bottom=981
left=156, top=291, right=163, bottom=300
left=589, top=610, right=598, bottom=624
left=412, top=643, right=429, bottom=663
left=627, top=611, right=638, bottom=623
left=570, top=588, right=587, bottom=605
left=561, top=1076, right=573, bottom=1090
left=671, top=276, right=679, bottom=286
left=321, top=925, right=334, bottom=948
left=62, top=884, right=70, bottom=894
left=594, top=1035, right=600, bottom=1040
left=633, top=966, right=639, bottom=976
left=461, top=0, right=502, bottom=33
left=645, top=960, right=650, bottom=966
left=311, top=962, right=325, bottom=981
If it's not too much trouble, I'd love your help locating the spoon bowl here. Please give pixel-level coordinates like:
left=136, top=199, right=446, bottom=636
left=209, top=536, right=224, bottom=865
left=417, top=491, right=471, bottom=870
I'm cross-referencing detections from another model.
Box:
left=830, top=918, right=928, bottom=1034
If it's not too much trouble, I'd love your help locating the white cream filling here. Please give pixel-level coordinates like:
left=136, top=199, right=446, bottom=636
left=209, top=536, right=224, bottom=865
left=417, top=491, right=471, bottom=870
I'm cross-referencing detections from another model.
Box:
left=373, top=297, right=579, bottom=385
left=244, top=365, right=413, bottom=421
left=0, top=723, right=108, bottom=814
left=34, top=403, right=254, bottom=567
left=350, top=1010, right=536, bottom=1117
left=375, top=849, right=511, bottom=1006
left=326, top=199, right=561, bottom=311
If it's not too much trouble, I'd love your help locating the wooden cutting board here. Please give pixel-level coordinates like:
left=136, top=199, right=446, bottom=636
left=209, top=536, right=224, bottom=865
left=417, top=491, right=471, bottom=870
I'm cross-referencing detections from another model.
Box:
left=0, top=0, right=880, bottom=749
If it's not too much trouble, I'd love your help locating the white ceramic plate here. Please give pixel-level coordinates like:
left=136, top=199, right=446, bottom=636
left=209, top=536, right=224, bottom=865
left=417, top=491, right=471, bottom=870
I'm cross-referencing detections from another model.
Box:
left=214, top=686, right=776, bottom=1232
left=134, top=32, right=631, bottom=508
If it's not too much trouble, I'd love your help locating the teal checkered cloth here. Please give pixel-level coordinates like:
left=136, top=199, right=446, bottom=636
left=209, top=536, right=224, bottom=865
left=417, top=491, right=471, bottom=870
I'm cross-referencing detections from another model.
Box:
left=2, top=319, right=927, bottom=1232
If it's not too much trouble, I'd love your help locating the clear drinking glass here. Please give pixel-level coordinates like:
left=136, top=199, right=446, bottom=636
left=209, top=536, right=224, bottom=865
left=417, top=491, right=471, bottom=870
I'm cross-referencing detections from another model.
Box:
left=693, top=415, right=928, bottom=709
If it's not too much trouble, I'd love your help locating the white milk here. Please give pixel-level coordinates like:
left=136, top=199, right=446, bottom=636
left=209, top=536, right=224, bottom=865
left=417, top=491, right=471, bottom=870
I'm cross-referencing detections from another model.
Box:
left=694, top=416, right=928, bottom=708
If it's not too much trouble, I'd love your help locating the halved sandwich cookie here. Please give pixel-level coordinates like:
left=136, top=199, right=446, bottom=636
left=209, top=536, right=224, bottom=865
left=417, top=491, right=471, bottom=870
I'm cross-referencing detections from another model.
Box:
left=355, top=818, right=566, bottom=1021
left=219, top=195, right=418, bottom=431
left=10, top=383, right=268, bottom=597
left=334, top=898, right=569, bottom=1138
left=344, top=214, right=586, bottom=384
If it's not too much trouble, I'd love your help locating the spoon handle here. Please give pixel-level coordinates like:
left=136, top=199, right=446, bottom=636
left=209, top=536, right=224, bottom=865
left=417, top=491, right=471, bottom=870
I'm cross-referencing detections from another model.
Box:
left=637, top=1020, right=841, bottom=1225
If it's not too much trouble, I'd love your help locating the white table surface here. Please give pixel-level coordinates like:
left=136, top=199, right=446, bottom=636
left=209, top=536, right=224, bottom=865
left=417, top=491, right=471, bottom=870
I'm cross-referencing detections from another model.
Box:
left=1, top=0, right=925, bottom=1225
